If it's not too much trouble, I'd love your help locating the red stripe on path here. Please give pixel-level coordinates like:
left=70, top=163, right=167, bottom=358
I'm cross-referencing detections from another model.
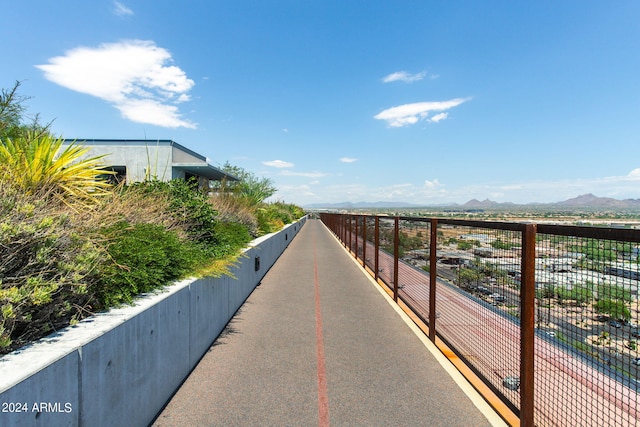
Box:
left=314, top=241, right=330, bottom=427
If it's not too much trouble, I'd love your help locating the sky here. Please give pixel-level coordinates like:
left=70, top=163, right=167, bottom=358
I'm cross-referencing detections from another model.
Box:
left=2, top=1, right=640, bottom=207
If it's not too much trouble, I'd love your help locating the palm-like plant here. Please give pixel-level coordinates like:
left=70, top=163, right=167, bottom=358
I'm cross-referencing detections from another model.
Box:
left=0, top=133, right=113, bottom=204
left=236, top=175, right=277, bottom=207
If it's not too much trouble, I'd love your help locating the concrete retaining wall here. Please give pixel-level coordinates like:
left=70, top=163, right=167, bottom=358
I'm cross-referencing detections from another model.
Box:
left=0, top=218, right=306, bottom=427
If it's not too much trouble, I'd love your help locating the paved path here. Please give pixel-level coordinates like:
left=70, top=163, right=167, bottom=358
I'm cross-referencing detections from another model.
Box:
left=152, top=219, right=503, bottom=426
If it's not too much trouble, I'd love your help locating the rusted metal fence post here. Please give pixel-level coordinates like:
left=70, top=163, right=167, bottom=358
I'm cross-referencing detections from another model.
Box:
left=342, top=215, right=346, bottom=247
left=393, top=217, right=399, bottom=302
left=429, top=219, right=438, bottom=342
left=520, top=224, right=536, bottom=427
left=355, top=215, right=359, bottom=260
left=374, top=217, right=380, bottom=282
left=348, top=215, right=352, bottom=252
left=362, top=216, right=367, bottom=268
left=333, top=214, right=337, bottom=240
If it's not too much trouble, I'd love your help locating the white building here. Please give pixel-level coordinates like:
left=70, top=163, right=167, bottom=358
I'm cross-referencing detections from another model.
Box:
left=65, top=139, right=237, bottom=186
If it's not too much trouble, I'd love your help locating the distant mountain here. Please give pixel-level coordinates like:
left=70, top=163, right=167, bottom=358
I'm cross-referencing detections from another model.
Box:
left=556, top=193, right=640, bottom=208
left=305, top=194, right=640, bottom=210
left=462, top=198, right=514, bottom=208
left=461, top=194, right=640, bottom=209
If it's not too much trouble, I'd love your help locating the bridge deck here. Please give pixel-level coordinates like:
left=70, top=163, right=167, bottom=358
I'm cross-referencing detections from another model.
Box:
left=153, top=219, right=504, bottom=426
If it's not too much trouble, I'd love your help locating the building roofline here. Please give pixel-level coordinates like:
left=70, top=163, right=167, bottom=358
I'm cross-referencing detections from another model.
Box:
left=64, top=139, right=239, bottom=182
left=64, top=139, right=206, bottom=162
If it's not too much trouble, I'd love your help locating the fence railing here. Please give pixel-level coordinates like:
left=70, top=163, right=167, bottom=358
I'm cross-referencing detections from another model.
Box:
left=320, top=213, right=640, bottom=427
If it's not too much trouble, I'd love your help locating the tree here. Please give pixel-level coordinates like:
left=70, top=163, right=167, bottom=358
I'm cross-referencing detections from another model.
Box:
left=398, top=231, right=422, bottom=252
left=594, top=299, right=631, bottom=321
left=536, top=285, right=556, bottom=299
left=557, top=286, right=593, bottom=306
left=597, top=283, right=633, bottom=303
left=457, top=240, right=473, bottom=250
left=0, top=81, right=49, bottom=142
left=238, top=174, right=277, bottom=206
left=491, top=238, right=512, bottom=250
left=215, top=162, right=276, bottom=207
left=458, top=267, right=483, bottom=288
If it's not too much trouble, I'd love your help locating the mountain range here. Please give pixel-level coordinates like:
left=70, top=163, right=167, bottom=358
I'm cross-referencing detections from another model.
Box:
left=305, top=194, right=640, bottom=209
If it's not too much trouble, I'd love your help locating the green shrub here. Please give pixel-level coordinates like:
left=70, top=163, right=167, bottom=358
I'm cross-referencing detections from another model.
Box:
left=210, top=193, right=259, bottom=237
left=129, top=179, right=219, bottom=245
left=0, top=187, right=99, bottom=354
left=457, top=240, right=473, bottom=250
left=256, top=207, right=284, bottom=235
left=96, top=222, right=195, bottom=307
left=491, top=238, right=512, bottom=250
left=255, top=202, right=304, bottom=235
left=0, top=175, right=303, bottom=355
left=210, top=222, right=252, bottom=258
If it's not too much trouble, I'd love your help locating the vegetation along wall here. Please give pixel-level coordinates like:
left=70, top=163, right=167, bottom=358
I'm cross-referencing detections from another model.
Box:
left=0, top=218, right=306, bottom=427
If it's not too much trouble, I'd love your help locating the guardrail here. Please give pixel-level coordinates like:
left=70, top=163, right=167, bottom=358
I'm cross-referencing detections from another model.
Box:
left=320, top=213, right=640, bottom=427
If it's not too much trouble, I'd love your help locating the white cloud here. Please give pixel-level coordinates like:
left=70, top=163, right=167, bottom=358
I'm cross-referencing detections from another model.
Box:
left=280, top=170, right=328, bottom=178
left=428, top=112, right=448, bottom=123
left=36, top=40, right=196, bottom=128
left=374, top=98, right=469, bottom=127
left=113, top=1, right=134, bottom=16
left=382, top=71, right=426, bottom=83
left=116, top=99, right=192, bottom=128
left=601, top=168, right=640, bottom=183
left=627, top=168, right=640, bottom=179
left=176, top=94, right=191, bottom=103
left=263, top=160, right=294, bottom=168
left=340, top=157, right=358, bottom=163
left=424, top=179, right=443, bottom=190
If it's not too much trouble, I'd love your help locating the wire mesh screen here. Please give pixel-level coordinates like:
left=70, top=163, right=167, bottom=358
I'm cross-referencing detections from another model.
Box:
left=373, top=217, right=397, bottom=287
left=432, top=224, right=523, bottom=412
left=396, top=220, right=431, bottom=312
left=363, top=216, right=377, bottom=275
left=353, top=215, right=362, bottom=260
left=347, top=215, right=355, bottom=254
left=320, top=213, right=640, bottom=426
left=534, top=233, right=640, bottom=426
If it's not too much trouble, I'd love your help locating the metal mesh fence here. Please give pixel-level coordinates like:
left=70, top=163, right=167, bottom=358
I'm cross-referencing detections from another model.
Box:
left=533, top=232, right=640, bottom=426
left=398, top=223, right=524, bottom=412
left=320, top=213, right=640, bottom=426
left=373, top=217, right=396, bottom=287
left=396, top=219, right=431, bottom=314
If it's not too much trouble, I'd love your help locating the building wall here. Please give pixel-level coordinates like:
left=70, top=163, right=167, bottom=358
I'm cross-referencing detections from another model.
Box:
left=172, top=145, right=205, bottom=164
left=83, top=143, right=174, bottom=182
left=70, top=140, right=225, bottom=184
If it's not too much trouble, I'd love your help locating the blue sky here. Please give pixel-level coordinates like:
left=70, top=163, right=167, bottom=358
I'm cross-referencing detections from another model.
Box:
left=2, top=1, right=640, bottom=206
